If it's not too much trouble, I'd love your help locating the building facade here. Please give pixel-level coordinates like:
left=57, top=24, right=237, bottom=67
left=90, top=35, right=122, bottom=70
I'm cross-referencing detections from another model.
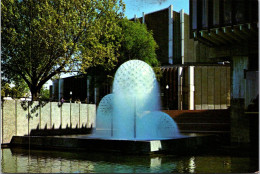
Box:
left=51, top=5, right=233, bottom=111
left=133, top=6, right=231, bottom=110
left=189, top=0, right=259, bottom=143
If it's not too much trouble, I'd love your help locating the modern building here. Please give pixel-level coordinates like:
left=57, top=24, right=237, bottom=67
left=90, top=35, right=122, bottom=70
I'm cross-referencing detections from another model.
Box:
left=132, top=6, right=231, bottom=110
left=189, top=0, right=259, bottom=143
left=51, top=74, right=111, bottom=104
left=51, top=5, right=233, bottom=111
left=190, top=0, right=258, bottom=107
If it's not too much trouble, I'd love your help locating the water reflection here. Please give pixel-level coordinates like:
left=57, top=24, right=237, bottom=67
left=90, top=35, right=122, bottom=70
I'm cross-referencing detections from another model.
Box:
left=1, top=148, right=258, bottom=173
left=188, top=156, right=195, bottom=173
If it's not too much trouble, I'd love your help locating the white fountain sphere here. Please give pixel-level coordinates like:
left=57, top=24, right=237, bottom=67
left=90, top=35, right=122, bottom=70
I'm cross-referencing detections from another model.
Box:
left=93, top=94, right=113, bottom=138
left=113, top=60, right=156, bottom=95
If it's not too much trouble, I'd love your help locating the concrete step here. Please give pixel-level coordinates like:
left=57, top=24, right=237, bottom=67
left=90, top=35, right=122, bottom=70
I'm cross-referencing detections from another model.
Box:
left=177, top=123, right=230, bottom=132
left=173, top=117, right=230, bottom=123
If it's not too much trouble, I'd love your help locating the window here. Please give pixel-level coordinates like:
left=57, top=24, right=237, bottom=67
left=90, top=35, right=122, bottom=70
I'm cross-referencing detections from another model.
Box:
left=202, top=0, right=208, bottom=28
left=213, top=0, right=220, bottom=26
left=223, top=0, right=232, bottom=24
left=192, top=0, right=197, bottom=30
left=234, top=0, right=245, bottom=24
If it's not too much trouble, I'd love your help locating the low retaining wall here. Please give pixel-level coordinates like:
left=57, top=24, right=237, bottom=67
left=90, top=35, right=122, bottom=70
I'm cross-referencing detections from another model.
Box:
left=163, top=110, right=231, bottom=134
left=1, top=100, right=96, bottom=144
left=10, top=134, right=217, bottom=155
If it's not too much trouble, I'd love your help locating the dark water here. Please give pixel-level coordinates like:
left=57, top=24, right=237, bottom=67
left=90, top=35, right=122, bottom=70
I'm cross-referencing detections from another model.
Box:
left=1, top=147, right=258, bottom=173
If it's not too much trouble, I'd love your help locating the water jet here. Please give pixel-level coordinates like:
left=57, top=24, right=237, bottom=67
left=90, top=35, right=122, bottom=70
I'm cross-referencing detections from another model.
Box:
left=89, top=60, right=181, bottom=140
left=10, top=60, right=217, bottom=154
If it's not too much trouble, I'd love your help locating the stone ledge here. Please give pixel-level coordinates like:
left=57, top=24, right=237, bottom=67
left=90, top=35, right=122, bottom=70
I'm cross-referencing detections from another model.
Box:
left=10, top=134, right=217, bottom=155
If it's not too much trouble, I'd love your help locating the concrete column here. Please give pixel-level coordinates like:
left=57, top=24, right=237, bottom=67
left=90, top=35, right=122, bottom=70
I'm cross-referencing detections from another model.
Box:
left=168, top=5, right=173, bottom=64
left=58, top=79, right=64, bottom=100
left=87, top=77, right=90, bottom=103
left=178, top=67, right=183, bottom=110
left=180, top=9, right=185, bottom=64
left=142, top=12, right=145, bottom=24
left=188, top=66, right=195, bottom=110
left=58, top=79, right=61, bottom=100
left=134, top=14, right=137, bottom=22
left=94, top=87, right=99, bottom=104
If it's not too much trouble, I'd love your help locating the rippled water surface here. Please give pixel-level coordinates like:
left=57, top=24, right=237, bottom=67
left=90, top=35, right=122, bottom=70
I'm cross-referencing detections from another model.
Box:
left=1, top=148, right=258, bottom=173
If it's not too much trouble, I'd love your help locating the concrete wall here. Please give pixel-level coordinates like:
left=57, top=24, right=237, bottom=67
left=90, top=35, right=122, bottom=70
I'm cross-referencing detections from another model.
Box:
left=193, top=66, right=231, bottom=110
left=245, top=71, right=259, bottom=109
left=1, top=100, right=96, bottom=144
left=161, top=65, right=231, bottom=110
left=145, top=8, right=169, bottom=65
left=232, top=56, right=248, bottom=99
left=184, top=14, right=199, bottom=63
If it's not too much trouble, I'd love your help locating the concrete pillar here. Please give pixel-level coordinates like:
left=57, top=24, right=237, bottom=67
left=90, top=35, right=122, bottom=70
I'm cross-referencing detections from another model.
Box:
left=180, top=9, right=185, bottom=64
left=58, top=79, right=60, bottom=100
left=87, top=77, right=90, bottom=103
left=134, top=14, right=137, bottom=22
left=168, top=5, right=173, bottom=64
left=58, top=79, right=64, bottom=100
left=188, top=66, right=195, bottom=110
left=230, top=56, right=250, bottom=143
left=94, top=87, right=99, bottom=104
left=142, top=12, right=145, bottom=24
left=178, top=67, right=183, bottom=110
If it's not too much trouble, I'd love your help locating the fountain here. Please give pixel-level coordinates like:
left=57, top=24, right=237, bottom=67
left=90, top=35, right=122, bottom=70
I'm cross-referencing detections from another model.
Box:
left=91, top=60, right=180, bottom=140
left=10, top=60, right=217, bottom=154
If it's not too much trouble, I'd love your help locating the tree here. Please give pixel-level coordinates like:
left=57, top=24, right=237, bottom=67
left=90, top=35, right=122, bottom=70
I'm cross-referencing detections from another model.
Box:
left=88, top=18, right=161, bottom=88
left=118, top=19, right=159, bottom=67
left=40, top=87, right=50, bottom=100
left=1, top=79, right=30, bottom=99
left=1, top=0, right=125, bottom=100
left=119, top=19, right=162, bottom=80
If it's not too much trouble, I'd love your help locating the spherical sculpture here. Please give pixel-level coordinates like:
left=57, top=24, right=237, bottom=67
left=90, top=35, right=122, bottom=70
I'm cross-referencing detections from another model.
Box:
left=113, top=60, right=156, bottom=95
left=97, top=94, right=113, bottom=116
left=94, top=94, right=113, bottom=137
left=92, top=59, right=180, bottom=140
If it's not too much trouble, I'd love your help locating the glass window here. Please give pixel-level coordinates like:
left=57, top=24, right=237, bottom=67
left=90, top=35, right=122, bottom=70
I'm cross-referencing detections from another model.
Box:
left=223, top=0, right=232, bottom=24
left=213, top=0, right=220, bottom=26
left=192, top=0, right=197, bottom=30
left=234, top=0, right=245, bottom=23
left=202, top=0, right=208, bottom=28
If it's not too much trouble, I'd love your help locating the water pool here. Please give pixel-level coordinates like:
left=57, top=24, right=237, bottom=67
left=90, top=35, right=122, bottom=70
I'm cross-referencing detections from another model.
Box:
left=1, top=147, right=258, bottom=173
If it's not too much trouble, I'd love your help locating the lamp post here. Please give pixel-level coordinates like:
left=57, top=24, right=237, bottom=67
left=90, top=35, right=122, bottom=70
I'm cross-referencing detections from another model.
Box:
left=69, top=91, right=72, bottom=127
left=70, top=91, right=72, bottom=101
left=166, top=85, right=169, bottom=110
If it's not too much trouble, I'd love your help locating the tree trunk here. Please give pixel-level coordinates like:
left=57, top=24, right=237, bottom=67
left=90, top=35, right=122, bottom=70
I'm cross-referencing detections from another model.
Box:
left=31, top=92, right=38, bottom=101
left=30, top=85, right=41, bottom=101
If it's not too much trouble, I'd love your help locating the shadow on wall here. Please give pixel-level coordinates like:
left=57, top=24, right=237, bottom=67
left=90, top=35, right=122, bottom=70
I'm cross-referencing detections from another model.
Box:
left=1, top=99, right=96, bottom=144
left=30, top=124, right=93, bottom=136
left=20, top=100, right=49, bottom=120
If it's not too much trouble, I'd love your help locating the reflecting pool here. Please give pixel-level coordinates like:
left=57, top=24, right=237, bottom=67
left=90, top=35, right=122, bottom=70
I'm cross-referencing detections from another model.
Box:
left=1, top=147, right=258, bottom=173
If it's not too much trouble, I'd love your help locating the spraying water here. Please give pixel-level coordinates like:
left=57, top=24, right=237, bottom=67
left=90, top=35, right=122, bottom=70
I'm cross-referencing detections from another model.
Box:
left=91, top=60, right=180, bottom=140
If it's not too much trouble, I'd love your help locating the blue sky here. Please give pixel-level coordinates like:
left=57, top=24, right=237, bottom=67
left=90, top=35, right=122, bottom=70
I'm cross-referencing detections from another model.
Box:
left=123, top=0, right=189, bottom=19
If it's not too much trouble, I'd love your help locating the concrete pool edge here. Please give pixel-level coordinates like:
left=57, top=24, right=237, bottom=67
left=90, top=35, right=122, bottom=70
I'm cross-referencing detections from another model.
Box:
left=9, top=134, right=218, bottom=154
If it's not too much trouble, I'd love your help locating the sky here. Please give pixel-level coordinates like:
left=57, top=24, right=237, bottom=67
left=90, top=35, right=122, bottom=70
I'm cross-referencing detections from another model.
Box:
left=45, top=0, right=189, bottom=87
left=123, top=0, right=189, bottom=19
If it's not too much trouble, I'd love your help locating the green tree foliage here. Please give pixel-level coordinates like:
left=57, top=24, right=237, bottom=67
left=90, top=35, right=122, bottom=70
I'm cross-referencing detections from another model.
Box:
left=118, top=19, right=159, bottom=67
left=1, top=82, right=12, bottom=98
left=118, top=19, right=162, bottom=80
left=88, top=19, right=161, bottom=88
left=1, top=80, right=30, bottom=99
left=1, top=0, right=125, bottom=100
left=40, top=87, right=50, bottom=100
